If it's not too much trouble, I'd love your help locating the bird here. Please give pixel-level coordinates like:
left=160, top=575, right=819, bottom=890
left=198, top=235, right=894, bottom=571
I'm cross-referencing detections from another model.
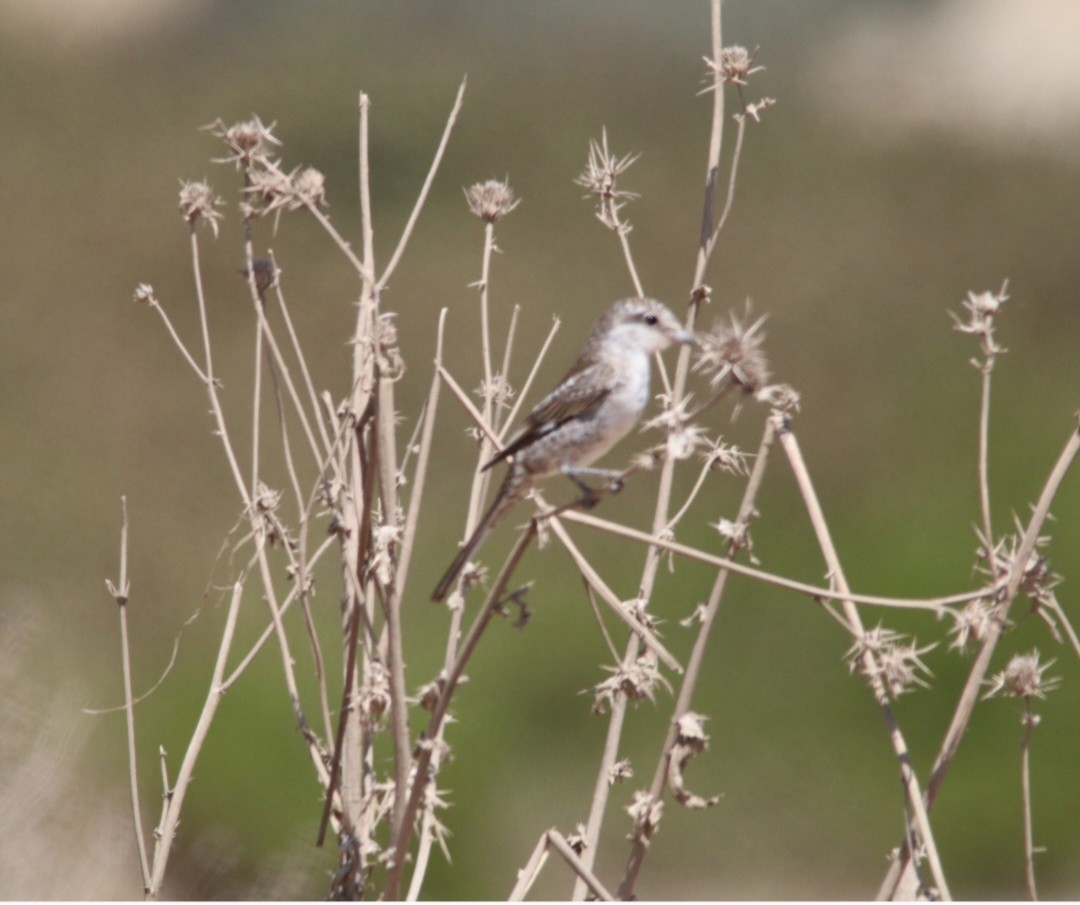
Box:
left=432, top=296, right=693, bottom=602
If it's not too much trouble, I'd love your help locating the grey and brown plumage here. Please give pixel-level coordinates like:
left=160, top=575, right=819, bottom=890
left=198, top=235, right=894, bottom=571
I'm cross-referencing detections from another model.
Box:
left=432, top=297, right=692, bottom=602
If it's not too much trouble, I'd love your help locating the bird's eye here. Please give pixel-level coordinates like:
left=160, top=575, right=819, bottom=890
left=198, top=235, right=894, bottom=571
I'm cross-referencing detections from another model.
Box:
left=644, top=314, right=658, bottom=326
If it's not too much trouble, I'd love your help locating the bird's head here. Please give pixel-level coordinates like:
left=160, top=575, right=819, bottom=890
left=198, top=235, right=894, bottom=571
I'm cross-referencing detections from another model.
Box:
left=593, top=297, right=695, bottom=355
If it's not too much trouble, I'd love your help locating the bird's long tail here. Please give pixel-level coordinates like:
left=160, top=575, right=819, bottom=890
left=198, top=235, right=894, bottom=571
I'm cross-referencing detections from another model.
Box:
left=431, top=470, right=526, bottom=602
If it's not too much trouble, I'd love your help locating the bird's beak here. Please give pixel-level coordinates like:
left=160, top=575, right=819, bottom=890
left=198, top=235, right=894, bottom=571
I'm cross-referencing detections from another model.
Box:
left=675, top=328, right=698, bottom=348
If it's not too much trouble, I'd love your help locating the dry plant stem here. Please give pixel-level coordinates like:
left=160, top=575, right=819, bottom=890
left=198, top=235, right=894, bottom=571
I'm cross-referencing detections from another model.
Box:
left=509, top=829, right=615, bottom=901
left=111, top=497, right=151, bottom=891
left=146, top=577, right=245, bottom=898
left=879, top=421, right=1080, bottom=900
left=376, top=77, right=466, bottom=293
left=977, top=361, right=996, bottom=564
left=1021, top=701, right=1038, bottom=901
left=250, top=299, right=264, bottom=502
left=544, top=513, right=683, bottom=673
left=561, top=508, right=992, bottom=613
left=500, top=318, right=562, bottom=438
left=270, top=251, right=333, bottom=454
left=617, top=419, right=775, bottom=898
left=776, top=423, right=951, bottom=900
left=496, top=305, right=521, bottom=433
left=386, top=523, right=539, bottom=899
left=147, top=299, right=210, bottom=383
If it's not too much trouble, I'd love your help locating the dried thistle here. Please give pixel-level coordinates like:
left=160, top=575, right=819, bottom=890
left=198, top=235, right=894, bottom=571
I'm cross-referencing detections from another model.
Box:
left=846, top=625, right=936, bottom=698
left=591, top=651, right=670, bottom=715
left=704, top=45, right=764, bottom=88
left=244, top=164, right=328, bottom=218
left=464, top=178, right=519, bottom=223
left=694, top=306, right=771, bottom=394
left=178, top=179, right=224, bottom=236
left=755, top=382, right=801, bottom=413
left=475, top=373, right=515, bottom=411
left=575, top=130, right=640, bottom=203
left=205, top=115, right=281, bottom=169
left=359, top=661, right=392, bottom=729
left=948, top=598, right=998, bottom=654
left=951, top=282, right=1009, bottom=365
left=983, top=649, right=1060, bottom=701
left=642, top=393, right=709, bottom=461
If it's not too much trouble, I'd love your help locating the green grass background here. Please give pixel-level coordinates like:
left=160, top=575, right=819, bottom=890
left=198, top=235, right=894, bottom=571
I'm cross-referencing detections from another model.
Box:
left=2, top=1, right=1078, bottom=898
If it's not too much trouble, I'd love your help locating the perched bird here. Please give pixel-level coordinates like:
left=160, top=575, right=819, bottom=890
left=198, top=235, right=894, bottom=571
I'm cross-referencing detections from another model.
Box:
left=432, top=297, right=693, bottom=601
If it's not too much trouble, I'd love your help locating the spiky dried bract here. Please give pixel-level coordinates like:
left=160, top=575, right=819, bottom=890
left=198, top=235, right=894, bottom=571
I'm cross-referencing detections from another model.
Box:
left=178, top=179, right=224, bottom=236
left=694, top=308, right=771, bottom=393
left=575, top=130, right=641, bottom=233
left=626, top=791, right=664, bottom=845
left=847, top=625, right=936, bottom=698
left=975, top=520, right=1061, bottom=613
left=591, top=651, right=670, bottom=715
left=244, top=164, right=328, bottom=218
left=643, top=394, right=709, bottom=461
left=608, top=758, right=634, bottom=785
left=464, top=179, right=519, bottom=222
left=575, top=132, right=641, bottom=202
left=206, top=115, right=281, bottom=169
left=705, top=45, right=765, bottom=87
left=700, top=436, right=749, bottom=474
left=667, top=712, right=721, bottom=810
left=948, top=598, right=998, bottom=654
left=951, top=283, right=1009, bottom=362
left=359, top=661, right=392, bottom=729
left=983, top=649, right=1060, bottom=701
left=756, top=382, right=801, bottom=413
left=475, top=373, right=514, bottom=411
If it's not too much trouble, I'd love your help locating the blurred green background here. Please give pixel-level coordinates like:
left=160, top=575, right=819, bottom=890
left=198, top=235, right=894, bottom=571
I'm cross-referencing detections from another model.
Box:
left=2, top=0, right=1078, bottom=899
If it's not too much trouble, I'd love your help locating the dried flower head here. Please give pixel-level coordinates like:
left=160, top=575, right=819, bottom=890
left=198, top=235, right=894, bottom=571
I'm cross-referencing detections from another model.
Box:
left=974, top=520, right=1061, bottom=615
left=206, top=115, right=281, bottom=169
left=359, top=661, right=391, bottom=728
left=846, top=625, right=935, bottom=698
left=694, top=307, right=771, bottom=394
left=983, top=649, right=1060, bottom=700
left=642, top=393, right=708, bottom=461
left=575, top=130, right=641, bottom=202
left=700, top=436, right=748, bottom=474
left=626, top=791, right=664, bottom=845
left=608, top=759, right=634, bottom=785
left=476, top=373, right=515, bottom=411
left=948, top=598, right=998, bottom=654
left=702, top=45, right=764, bottom=90
left=755, top=382, right=801, bottom=413
left=133, top=283, right=156, bottom=305
left=178, top=179, right=224, bottom=236
left=464, top=179, right=519, bottom=222
left=243, top=164, right=328, bottom=218
left=951, top=282, right=1009, bottom=362
left=591, top=652, right=670, bottom=715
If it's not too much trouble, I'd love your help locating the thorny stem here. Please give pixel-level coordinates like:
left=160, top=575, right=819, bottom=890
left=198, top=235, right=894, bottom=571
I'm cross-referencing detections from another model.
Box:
left=879, top=421, right=1079, bottom=900
left=617, top=419, right=775, bottom=897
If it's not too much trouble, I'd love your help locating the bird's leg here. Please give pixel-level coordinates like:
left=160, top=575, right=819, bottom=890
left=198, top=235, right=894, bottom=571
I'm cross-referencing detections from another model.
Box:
left=560, top=466, right=625, bottom=509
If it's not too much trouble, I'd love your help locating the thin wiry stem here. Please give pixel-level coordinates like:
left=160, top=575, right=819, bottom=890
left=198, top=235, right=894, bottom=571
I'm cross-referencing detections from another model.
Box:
left=500, top=317, right=562, bottom=440
left=1021, top=700, right=1039, bottom=901
left=377, top=77, right=467, bottom=293
left=879, top=421, right=1079, bottom=900
left=109, top=496, right=150, bottom=891
left=145, top=297, right=210, bottom=383
left=560, top=507, right=996, bottom=612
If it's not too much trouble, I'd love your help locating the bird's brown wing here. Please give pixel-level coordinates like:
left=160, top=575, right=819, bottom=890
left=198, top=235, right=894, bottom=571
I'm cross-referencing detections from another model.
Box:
left=483, top=361, right=614, bottom=470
